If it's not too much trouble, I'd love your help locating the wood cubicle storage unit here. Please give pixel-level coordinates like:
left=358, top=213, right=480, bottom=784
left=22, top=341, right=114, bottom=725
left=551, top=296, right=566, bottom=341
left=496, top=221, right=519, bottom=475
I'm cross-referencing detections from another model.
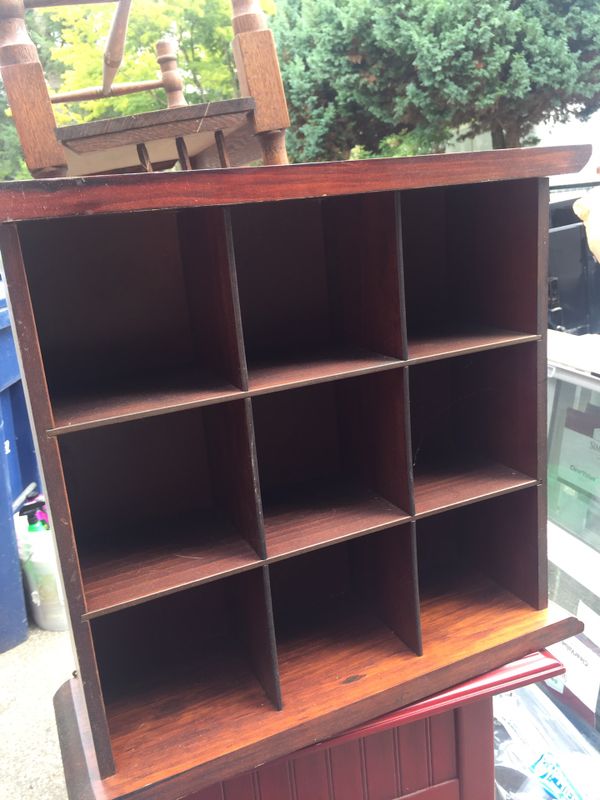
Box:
left=0, top=146, right=589, bottom=800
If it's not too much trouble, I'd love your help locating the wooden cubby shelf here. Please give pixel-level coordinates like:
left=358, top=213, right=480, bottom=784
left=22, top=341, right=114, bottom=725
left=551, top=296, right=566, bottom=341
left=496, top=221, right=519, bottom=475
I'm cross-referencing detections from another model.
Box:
left=0, top=147, right=589, bottom=799
left=409, top=344, right=540, bottom=517
left=229, top=194, right=406, bottom=392
left=251, top=370, right=412, bottom=558
left=58, top=400, right=265, bottom=618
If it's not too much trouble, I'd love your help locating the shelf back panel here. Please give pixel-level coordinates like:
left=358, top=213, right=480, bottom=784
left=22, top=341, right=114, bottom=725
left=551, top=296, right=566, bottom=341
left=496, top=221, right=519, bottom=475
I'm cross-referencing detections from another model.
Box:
left=401, top=179, right=541, bottom=339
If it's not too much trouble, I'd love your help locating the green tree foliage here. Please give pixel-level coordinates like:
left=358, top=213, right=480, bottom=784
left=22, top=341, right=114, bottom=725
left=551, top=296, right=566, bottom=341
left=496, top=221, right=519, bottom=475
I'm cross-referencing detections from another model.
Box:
left=273, top=0, right=600, bottom=162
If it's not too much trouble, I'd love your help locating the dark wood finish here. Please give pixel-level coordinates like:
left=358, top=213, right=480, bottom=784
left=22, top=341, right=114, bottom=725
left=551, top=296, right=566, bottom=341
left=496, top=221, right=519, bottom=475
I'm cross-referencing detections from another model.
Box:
left=252, top=373, right=412, bottom=557
left=0, top=146, right=589, bottom=223
left=263, top=483, right=409, bottom=559
left=91, top=567, right=281, bottom=710
left=17, top=208, right=246, bottom=433
left=53, top=601, right=580, bottom=800
left=58, top=401, right=265, bottom=617
left=416, top=488, right=543, bottom=609
left=407, top=328, right=539, bottom=363
left=0, top=150, right=585, bottom=799
left=230, top=194, right=404, bottom=376
left=400, top=180, right=542, bottom=346
left=55, top=650, right=565, bottom=800
left=246, top=347, right=402, bottom=393
left=409, top=344, right=539, bottom=516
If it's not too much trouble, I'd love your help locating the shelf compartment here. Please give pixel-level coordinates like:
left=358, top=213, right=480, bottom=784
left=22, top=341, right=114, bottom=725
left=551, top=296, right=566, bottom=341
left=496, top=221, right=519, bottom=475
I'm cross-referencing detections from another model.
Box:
left=86, top=553, right=580, bottom=799
left=417, top=487, right=546, bottom=613
left=409, top=344, right=539, bottom=517
left=269, top=527, right=422, bottom=672
left=18, top=207, right=245, bottom=433
left=91, top=568, right=281, bottom=744
left=59, top=400, right=265, bottom=616
left=400, top=180, right=542, bottom=360
left=252, top=370, right=412, bottom=559
left=229, top=193, right=405, bottom=392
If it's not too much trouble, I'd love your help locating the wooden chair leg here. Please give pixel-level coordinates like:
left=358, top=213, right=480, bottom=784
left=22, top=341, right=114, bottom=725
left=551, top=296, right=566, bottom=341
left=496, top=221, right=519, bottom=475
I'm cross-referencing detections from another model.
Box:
left=257, top=130, right=288, bottom=166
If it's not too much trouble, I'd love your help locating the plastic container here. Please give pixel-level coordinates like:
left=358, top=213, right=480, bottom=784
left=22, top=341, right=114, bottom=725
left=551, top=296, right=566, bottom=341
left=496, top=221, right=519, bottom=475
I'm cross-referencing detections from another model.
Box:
left=14, top=498, right=67, bottom=632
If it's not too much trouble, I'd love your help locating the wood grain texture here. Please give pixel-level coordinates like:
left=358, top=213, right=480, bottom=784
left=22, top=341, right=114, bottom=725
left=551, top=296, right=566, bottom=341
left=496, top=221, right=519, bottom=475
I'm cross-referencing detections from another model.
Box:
left=232, top=29, right=289, bottom=134
left=58, top=400, right=265, bottom=617
left=246, top=347, right=402, bottom=393
left=416, top=488, right=542, bottom=610
left=80, top=518, right=261, bottom=619
left=407, top=327, right=539, bottom=363
left=54, top=595, right=581, bottom=799
left=0, top=62, right=66, bottom=176
left=0, top=145, right=589, bottom=223
left=59, top=105, right=252, bottom=154
left=263, top=483, right=410, bottom=559
left=322, top=192, right=405, bottom=359
left=409, top=346, right=539, bottom=516
left=413, top=459, right=536, bottom=518
left=1, top=152, right=574, bottom=799
left=57, top=651, right=564, bottom=800
left=177, top=206, right=248, bottom=391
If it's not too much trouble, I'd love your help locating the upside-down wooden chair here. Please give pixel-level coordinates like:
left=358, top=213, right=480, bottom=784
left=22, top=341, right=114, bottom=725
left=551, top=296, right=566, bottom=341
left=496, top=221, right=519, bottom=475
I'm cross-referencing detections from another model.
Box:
left=0, top=0, right=289, bottom=177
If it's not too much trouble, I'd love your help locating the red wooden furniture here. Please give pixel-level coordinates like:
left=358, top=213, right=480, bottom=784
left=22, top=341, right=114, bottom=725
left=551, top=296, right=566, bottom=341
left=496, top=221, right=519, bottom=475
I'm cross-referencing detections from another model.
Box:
left=0, top=146, right=590, bottom=800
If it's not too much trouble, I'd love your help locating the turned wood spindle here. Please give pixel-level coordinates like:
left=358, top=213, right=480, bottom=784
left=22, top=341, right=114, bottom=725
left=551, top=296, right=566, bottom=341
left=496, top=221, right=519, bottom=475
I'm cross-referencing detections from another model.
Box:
left=156, top=38, right=186, bottom=109
left=229, top=0, right=289, bottom=166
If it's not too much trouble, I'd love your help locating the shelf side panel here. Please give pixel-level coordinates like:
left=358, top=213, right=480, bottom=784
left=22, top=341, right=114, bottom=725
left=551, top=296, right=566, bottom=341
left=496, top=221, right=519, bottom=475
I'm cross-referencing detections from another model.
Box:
left=0, top=223, right=116, bottom=777
left=178, top=207, right=248, bottom=390
left=323, top=192, right=406, bottom=359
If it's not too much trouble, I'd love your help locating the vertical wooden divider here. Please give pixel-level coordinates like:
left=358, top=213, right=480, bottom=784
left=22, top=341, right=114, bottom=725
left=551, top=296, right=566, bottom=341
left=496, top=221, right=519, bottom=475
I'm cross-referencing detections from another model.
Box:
left=0, top=224, right=116, bottom=777
left=235, top=566, right=282, bottom=710
left=177, top=206, right=249, bottom=391
left=204, top=398, right=267, bottom=559
left=353, top=522, right=422, bottom=656
left=212, top=203, right=280, bottom=701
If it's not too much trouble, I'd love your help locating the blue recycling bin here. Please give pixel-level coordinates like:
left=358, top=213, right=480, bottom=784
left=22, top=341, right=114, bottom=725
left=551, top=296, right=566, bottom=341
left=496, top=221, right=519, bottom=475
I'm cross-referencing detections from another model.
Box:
left=0, top=292, right=41, bottom=653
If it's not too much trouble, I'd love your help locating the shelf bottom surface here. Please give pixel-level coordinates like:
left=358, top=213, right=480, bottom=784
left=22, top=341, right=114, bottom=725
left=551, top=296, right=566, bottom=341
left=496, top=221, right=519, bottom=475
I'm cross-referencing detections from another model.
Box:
left=59, top=574, right=582, bottom=800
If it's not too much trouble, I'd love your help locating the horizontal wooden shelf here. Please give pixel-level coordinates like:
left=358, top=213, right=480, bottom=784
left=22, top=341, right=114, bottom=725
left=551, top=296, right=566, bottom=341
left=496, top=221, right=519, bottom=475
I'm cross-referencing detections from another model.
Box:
left=413, top=459, right=537, bottom=517
left=263, top=483, right=410, bottom=559
left=65, top=574, right=581, bottom=800
left=406, top=327, right=540, bottom=364
left=247, top=347, right=402, bottom=394
left=49, top=368, right=243, bottom=435
left=81, top=516, right=262, bottom=619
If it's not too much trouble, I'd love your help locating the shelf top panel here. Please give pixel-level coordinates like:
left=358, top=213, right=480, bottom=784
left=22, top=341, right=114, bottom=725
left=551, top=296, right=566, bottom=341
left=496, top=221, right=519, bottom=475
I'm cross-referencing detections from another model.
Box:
left=0, top=145, right=591, bottom=223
